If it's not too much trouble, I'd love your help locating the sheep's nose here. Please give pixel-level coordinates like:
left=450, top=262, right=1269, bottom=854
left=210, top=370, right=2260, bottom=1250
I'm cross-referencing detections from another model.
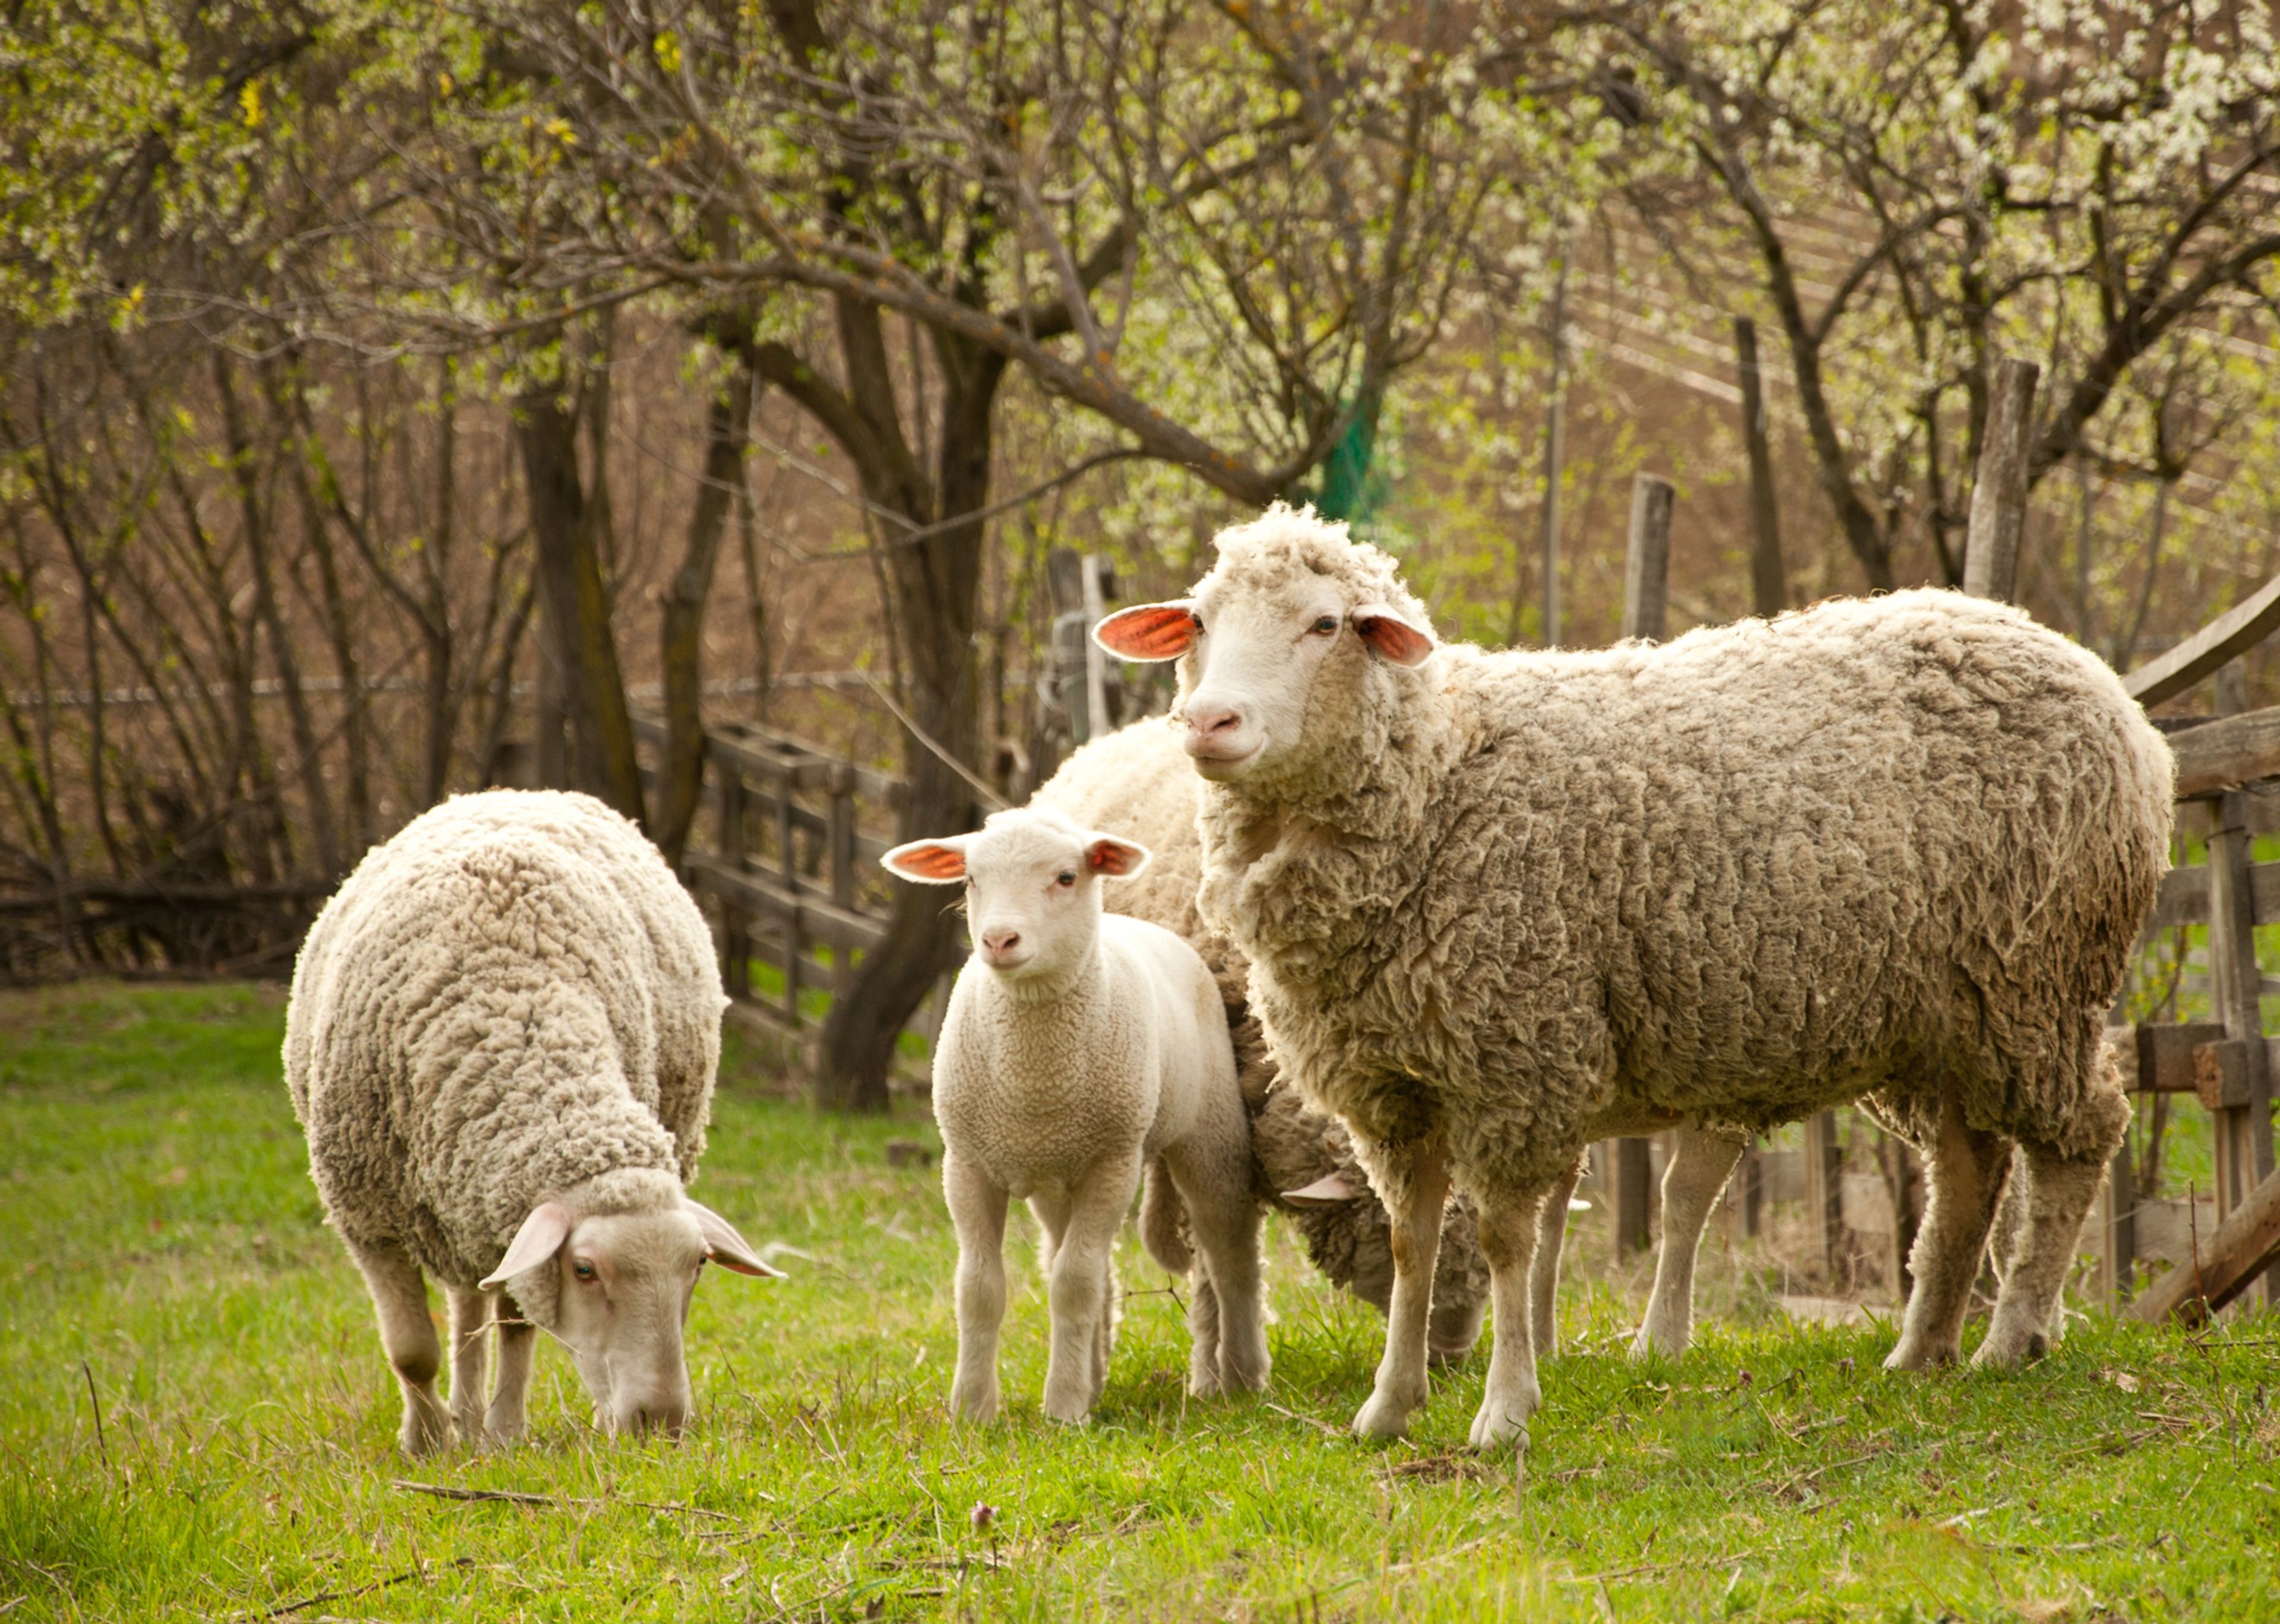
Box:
left=1187, top=703, right=1244, bottom=738
left=981, top=929, right=1021, bottom=959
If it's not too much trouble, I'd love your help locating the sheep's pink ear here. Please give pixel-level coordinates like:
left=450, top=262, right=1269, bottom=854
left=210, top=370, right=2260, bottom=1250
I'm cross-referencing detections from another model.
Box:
left=1094, top=601, right=1199, bottom=661
left=1084, top=834, right=1151, bottom=879
left=480, top=1203, right=574, bottom=1289
left=882, top=837, right=969, bottom=883
left=1281, top=1173, right=1357, bottom=1208
left=686, top=1200, right=784, bottom=1279
left=1352, top=604, right=1435, bottom=667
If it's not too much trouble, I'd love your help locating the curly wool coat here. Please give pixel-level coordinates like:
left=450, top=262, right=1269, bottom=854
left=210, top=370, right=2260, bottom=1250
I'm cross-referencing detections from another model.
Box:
left=1182, top=513, right=2168, bottom=1202
left=285, top=790, right=727, bottom=1315
left=1033, top=718, right=1493, bottom=1341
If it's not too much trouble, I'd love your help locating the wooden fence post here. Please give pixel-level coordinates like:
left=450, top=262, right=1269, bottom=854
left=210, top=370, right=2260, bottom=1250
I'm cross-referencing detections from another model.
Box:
left=716, top=769, right=750, bottom=1003
left=828, top=762, right=856, bottom=997
left=1736, top=1142, right=1763, bottom=1241
left=774, top=767, right=801, bottom=1027
left=1733, top=316, right=1788, bottom=617
left=1608, top=472, right=1677, bottom=1257
left=1962, top=357, right=2040, bottom=602
left=2206, top=786, right=2275, bottom=1306
left=1047, top=547, right=1095, bottom=744
left=1804, top=1109, right=1849, bottom=1290
left=2101, top=1132, right=2138, bottom=1305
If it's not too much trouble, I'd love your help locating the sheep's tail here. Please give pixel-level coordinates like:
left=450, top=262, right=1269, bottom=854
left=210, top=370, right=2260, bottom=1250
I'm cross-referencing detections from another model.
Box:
left=1141, top=1156, right=1193, bottom=1276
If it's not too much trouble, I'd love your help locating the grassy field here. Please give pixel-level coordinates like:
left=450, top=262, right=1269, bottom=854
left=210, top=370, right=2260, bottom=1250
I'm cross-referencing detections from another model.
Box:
left=4, top=982, right=2278, bottom=1622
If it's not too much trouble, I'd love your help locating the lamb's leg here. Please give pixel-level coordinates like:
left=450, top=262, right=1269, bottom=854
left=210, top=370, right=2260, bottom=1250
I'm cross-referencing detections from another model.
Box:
left=487, top=1295, right=536, bottom=1444
left=343, top=1236, right=450, bottom=1457
left=1975, top=1142, right=2102, bottom=1367
left=445, top=1286, right=492, bottom=1445
left=1885, top=1087, right=2012, bottom=1371
left=1186, top=1268, right=1226, bottom=1396
left=945, top=1149, right=1011, bottom=1423
left=1168, top=1155, right=1269, bottom=1395
left=1042, top=1156, right=1140, bottom=1423
left=1529, top=1158, right=1586, bottom=1359
left=1351, top=1136, right=1449, bottom=1441
left=1469, top=1182, right=1547, bottom=1452
left=1632, top=1128, right=1747, bottom=1361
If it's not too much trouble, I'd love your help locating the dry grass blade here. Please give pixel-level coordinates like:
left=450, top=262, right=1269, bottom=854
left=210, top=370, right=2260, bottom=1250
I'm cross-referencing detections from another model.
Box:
left=392, top=1479, right=741, bottom=1523
left=236, top=1556, right=474, bottom=1620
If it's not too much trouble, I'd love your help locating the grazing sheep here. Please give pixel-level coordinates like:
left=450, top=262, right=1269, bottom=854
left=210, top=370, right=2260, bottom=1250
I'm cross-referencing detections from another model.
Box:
left=1097, top=505, right=2169, bottom=1449
left=884, top=807, right=1267, bottom=1423
left=286, top=789, right=778, bottom=1456
left=1034, top=716, right=1750, bottom=1366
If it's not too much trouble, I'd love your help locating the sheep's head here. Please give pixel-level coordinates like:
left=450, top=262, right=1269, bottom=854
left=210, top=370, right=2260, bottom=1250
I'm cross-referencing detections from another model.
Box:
left=882, top=807, right=1148, bottom=985
left=1094, top=504, right=1436, bottom=790
left=480, top=1191, right=779, bottom=1438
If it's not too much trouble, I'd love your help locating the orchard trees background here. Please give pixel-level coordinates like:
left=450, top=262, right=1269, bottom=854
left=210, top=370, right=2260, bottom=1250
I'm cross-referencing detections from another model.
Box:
left=3, top=0, right=2278, bottom=1103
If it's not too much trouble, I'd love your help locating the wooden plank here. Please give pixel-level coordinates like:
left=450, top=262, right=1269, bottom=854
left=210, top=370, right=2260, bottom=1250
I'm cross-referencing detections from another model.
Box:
left=2168, top=706, right=2280, bottom=798
left=1611, top=1136, right=1653, bottom=1255
left=2148, top=860, right=2280, bottom=928
left=684, top=853, right=886, bottom=953
left=1962, top=357, right=2040, bottom=602
left=1804, top=1110, right=1848, bottom=1289
left=2130, top=1160, right=2280, bottom=1327
left=2125, top=573, right=2280, bottom=708
left=2132, top=1022, right=2230, bottom=1093
left=1622, top=475, right=1675, bottom=642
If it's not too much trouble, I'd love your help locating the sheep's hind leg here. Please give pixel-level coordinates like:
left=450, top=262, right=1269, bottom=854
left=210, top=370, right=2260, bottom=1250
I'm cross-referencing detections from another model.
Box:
left=1885, top=1086, right=2011, bottom=1371
left=1351, top=1136, right=1450, bottom=1441
left=1528, top=1157, right=1586, bottom=1359
left=1170, top=1157, right=1269, bottom=1395
left=344, top=1236, right=451, bottom=1457
left=1042, top=1156, right=1141, bottom=1423
left=1632, top=1128, right=1747, bottom=1361
left=1975, top=1142, right=2102, bottom=1368
left=946, top=1149, right=1011, bottom=1423
left=445, top=1286, right=492, bottom=1445
left=487, top=1295, right=537, bottom=1444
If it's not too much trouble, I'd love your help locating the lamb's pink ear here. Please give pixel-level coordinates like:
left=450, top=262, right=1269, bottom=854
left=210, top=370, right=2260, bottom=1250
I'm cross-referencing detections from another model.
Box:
left=1094, top=601, right=1200, bottom=662
left=1352, top=604, right=1435, bottom=667
left=480, top=1203, right=574, bottom=1290
left=1084, top=834, right=1151, bottom=879
left=686, top=1200, right=784, bottom=1279
left=1281, top=1172, right=1357, bottom=1208
left=881, top=836, right=970, bottom=883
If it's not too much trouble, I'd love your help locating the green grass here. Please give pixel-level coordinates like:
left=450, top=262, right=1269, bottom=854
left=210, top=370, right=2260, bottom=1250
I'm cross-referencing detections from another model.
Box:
left=4, top=983, right=2279, bottom=1621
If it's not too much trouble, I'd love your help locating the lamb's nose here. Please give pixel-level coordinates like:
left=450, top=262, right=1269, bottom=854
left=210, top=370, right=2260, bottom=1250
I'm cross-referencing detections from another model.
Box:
left=1187, top=704, right=1244, bottom=737
left=983, top=930, right=1021, bottom=957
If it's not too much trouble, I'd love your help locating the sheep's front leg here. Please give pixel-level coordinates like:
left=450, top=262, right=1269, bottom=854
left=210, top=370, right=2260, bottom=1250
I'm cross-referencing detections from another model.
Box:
left=1469, top=1184, right=1548, bottom=1451
left=1529, top=1157, right=1586, bottom=1359
left=343, top=1236, right=451, bottom=1457
left=1886, top=1086, right=2011, bottom=1371
left=445, top=1286, right=492, bottom=1445
left=487, top=1296, right=536, bottom=1444
left=1975, top=1141, right=2103, bottom=1368
left=1352, top=1136, right=1449, bottom=1441
left=1632, top=1128, right=1747, bottom=1360
left=1043, top=1154, right=1141, bottom=1423
left=945, top=1149, right=1011, bottom=1423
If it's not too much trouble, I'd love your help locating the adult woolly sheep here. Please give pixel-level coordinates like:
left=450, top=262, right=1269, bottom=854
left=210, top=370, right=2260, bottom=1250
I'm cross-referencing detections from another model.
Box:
left=1034, top=720, right=1756, bottom=1366
left=286, top=789, right=779, bottom=1456
left=884, top=807, right=1266, bottom=1422
left=1097, top=505, right=2170, bottom=1451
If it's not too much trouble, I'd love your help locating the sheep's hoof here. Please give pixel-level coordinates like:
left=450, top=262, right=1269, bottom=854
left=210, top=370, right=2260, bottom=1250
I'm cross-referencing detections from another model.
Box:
left=400, top=1413, right=453, bottom=1458
left=949, top=1384, right=1001, bottom=1425
left=1627, top=1327, right=1687, bottom=1364
left=1351, top=1389, right=1416, bottom=1441
left=1041, top=1395, right=1094, bottom=1426
left=1969, top=1325, right=2050, bottom=1370
left=1882, top=1337, right=1957, bottom=1372
left=1466, top=1403, right=1532, bottom=1454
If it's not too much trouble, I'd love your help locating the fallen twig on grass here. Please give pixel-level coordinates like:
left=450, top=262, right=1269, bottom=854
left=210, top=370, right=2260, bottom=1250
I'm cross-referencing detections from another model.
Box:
left=238, top=1556, right=474, bottom=1619
left=392, top=1479, right=740, bottom=1523
left=1264, top=1401, right=1345, bottom=1438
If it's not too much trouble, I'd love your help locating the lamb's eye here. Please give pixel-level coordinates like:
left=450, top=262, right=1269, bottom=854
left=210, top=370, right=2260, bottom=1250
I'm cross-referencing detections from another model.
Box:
left=1056, top=871, right=1077, bottom=887
left=572, top=1259, right=597, bottom=1282
left=1311, top=615, right=1338, bottom=635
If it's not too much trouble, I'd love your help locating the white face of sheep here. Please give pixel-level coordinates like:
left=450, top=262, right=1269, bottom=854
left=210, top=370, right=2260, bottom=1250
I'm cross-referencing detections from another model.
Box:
left=480, top=1199, right=779, bottom=1438
left=1092, top=578, right=1435, bottom=782
left=881, top=814, right=1150, bottom=980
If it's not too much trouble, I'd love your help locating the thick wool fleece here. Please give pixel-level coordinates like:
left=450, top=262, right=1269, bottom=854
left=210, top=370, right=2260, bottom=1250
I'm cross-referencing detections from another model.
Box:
left=1185, top=510, right=2169, bottom=1202
left=1034, top=721, right=1492, bottom=1337
left=286, top=790, right=728, bottom=1303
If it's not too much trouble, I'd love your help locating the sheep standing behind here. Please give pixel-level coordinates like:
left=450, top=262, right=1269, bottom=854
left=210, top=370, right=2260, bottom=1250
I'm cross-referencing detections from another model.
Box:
left=885, top=808, right=1267, bottom=1422
left=286, top=790, right=778, bottom=1455
left=1099, top=506, right=2170, bottom=1451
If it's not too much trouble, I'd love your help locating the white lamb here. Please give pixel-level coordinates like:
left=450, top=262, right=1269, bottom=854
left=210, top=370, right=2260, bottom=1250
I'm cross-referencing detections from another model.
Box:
left=884, top=807, right=1268, bottom=1423
left=286, top=789, right=780, bottom=1455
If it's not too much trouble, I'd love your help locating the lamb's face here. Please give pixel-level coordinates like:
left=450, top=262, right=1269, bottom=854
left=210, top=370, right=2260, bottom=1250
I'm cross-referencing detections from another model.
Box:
left=481, top=1198, right=778, bottom=1438
left=882, top=810, right=1149, bottom=982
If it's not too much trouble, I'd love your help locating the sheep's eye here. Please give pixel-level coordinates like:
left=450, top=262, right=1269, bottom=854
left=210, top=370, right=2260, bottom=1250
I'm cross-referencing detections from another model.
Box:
left=1310, top=615, right=1338, bottom=636
left=572, top=1259, right=597, bottom=1282
left=1056, top=871, right=1077, bottom=887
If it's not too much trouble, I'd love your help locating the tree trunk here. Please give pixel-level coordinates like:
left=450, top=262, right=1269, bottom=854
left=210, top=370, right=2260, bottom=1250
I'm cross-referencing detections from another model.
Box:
left=656, top=335, right=756, bottom=865
left=515, top=372, right=647, bottom=824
